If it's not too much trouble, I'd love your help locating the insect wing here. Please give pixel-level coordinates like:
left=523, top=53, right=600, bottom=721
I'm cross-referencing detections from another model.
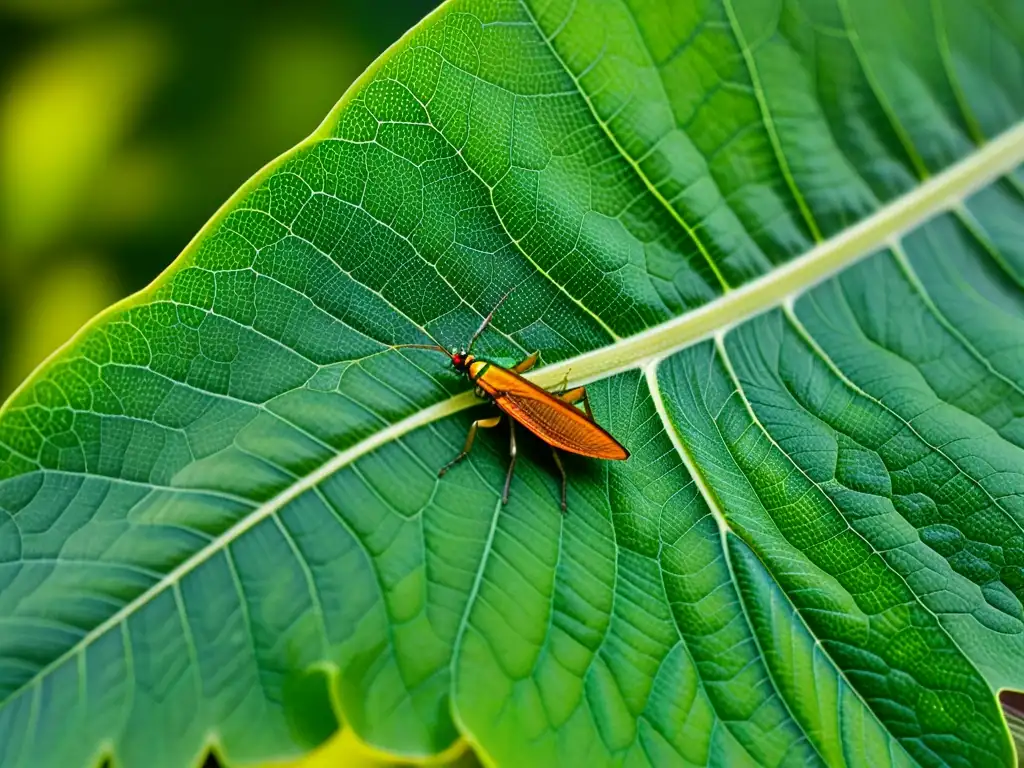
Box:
left=477, top=366, right=629, bottom=460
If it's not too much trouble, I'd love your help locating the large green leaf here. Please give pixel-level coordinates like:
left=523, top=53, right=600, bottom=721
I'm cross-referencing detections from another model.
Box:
left=2, top=0, right=1024, bottom=765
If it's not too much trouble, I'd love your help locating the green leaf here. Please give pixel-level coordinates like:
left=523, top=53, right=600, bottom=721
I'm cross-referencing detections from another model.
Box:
left=2, top=0, right=1024, bottom=766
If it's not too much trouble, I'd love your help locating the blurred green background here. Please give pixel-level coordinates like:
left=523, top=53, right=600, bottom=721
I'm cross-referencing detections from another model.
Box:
left=0, top=0, right=440, bottom=402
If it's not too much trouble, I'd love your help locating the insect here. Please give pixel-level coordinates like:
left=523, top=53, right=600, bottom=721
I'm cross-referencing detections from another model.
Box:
left=393, top=292, right=629, bottom=511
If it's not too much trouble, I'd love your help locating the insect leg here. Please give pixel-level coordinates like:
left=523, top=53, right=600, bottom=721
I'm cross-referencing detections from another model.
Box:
left=552, top=368, right=572, bottom=394
left=551, top=449, right=567, bottom=513
left=438, top=415, right=502, bottom=477
left=559, top=386, right=594, bottom=421
left=512, top=351, right=540, bottom=374
left=502, top=420, right=517, bottom=505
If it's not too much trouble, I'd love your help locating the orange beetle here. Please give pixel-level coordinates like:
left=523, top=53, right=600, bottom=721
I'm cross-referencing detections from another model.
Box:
left=395, top=292, right=629, bottom=511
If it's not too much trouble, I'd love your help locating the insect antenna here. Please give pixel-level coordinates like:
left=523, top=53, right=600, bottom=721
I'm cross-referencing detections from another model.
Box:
left=388, top=320, right=451, bottom=357
left=390, top=343, right=451, bottom=358
left=467, top=286, right=518, bottom=354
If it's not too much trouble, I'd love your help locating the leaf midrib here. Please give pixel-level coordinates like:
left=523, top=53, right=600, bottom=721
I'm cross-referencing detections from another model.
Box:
left=5, top=118, right=1024, bottom=712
